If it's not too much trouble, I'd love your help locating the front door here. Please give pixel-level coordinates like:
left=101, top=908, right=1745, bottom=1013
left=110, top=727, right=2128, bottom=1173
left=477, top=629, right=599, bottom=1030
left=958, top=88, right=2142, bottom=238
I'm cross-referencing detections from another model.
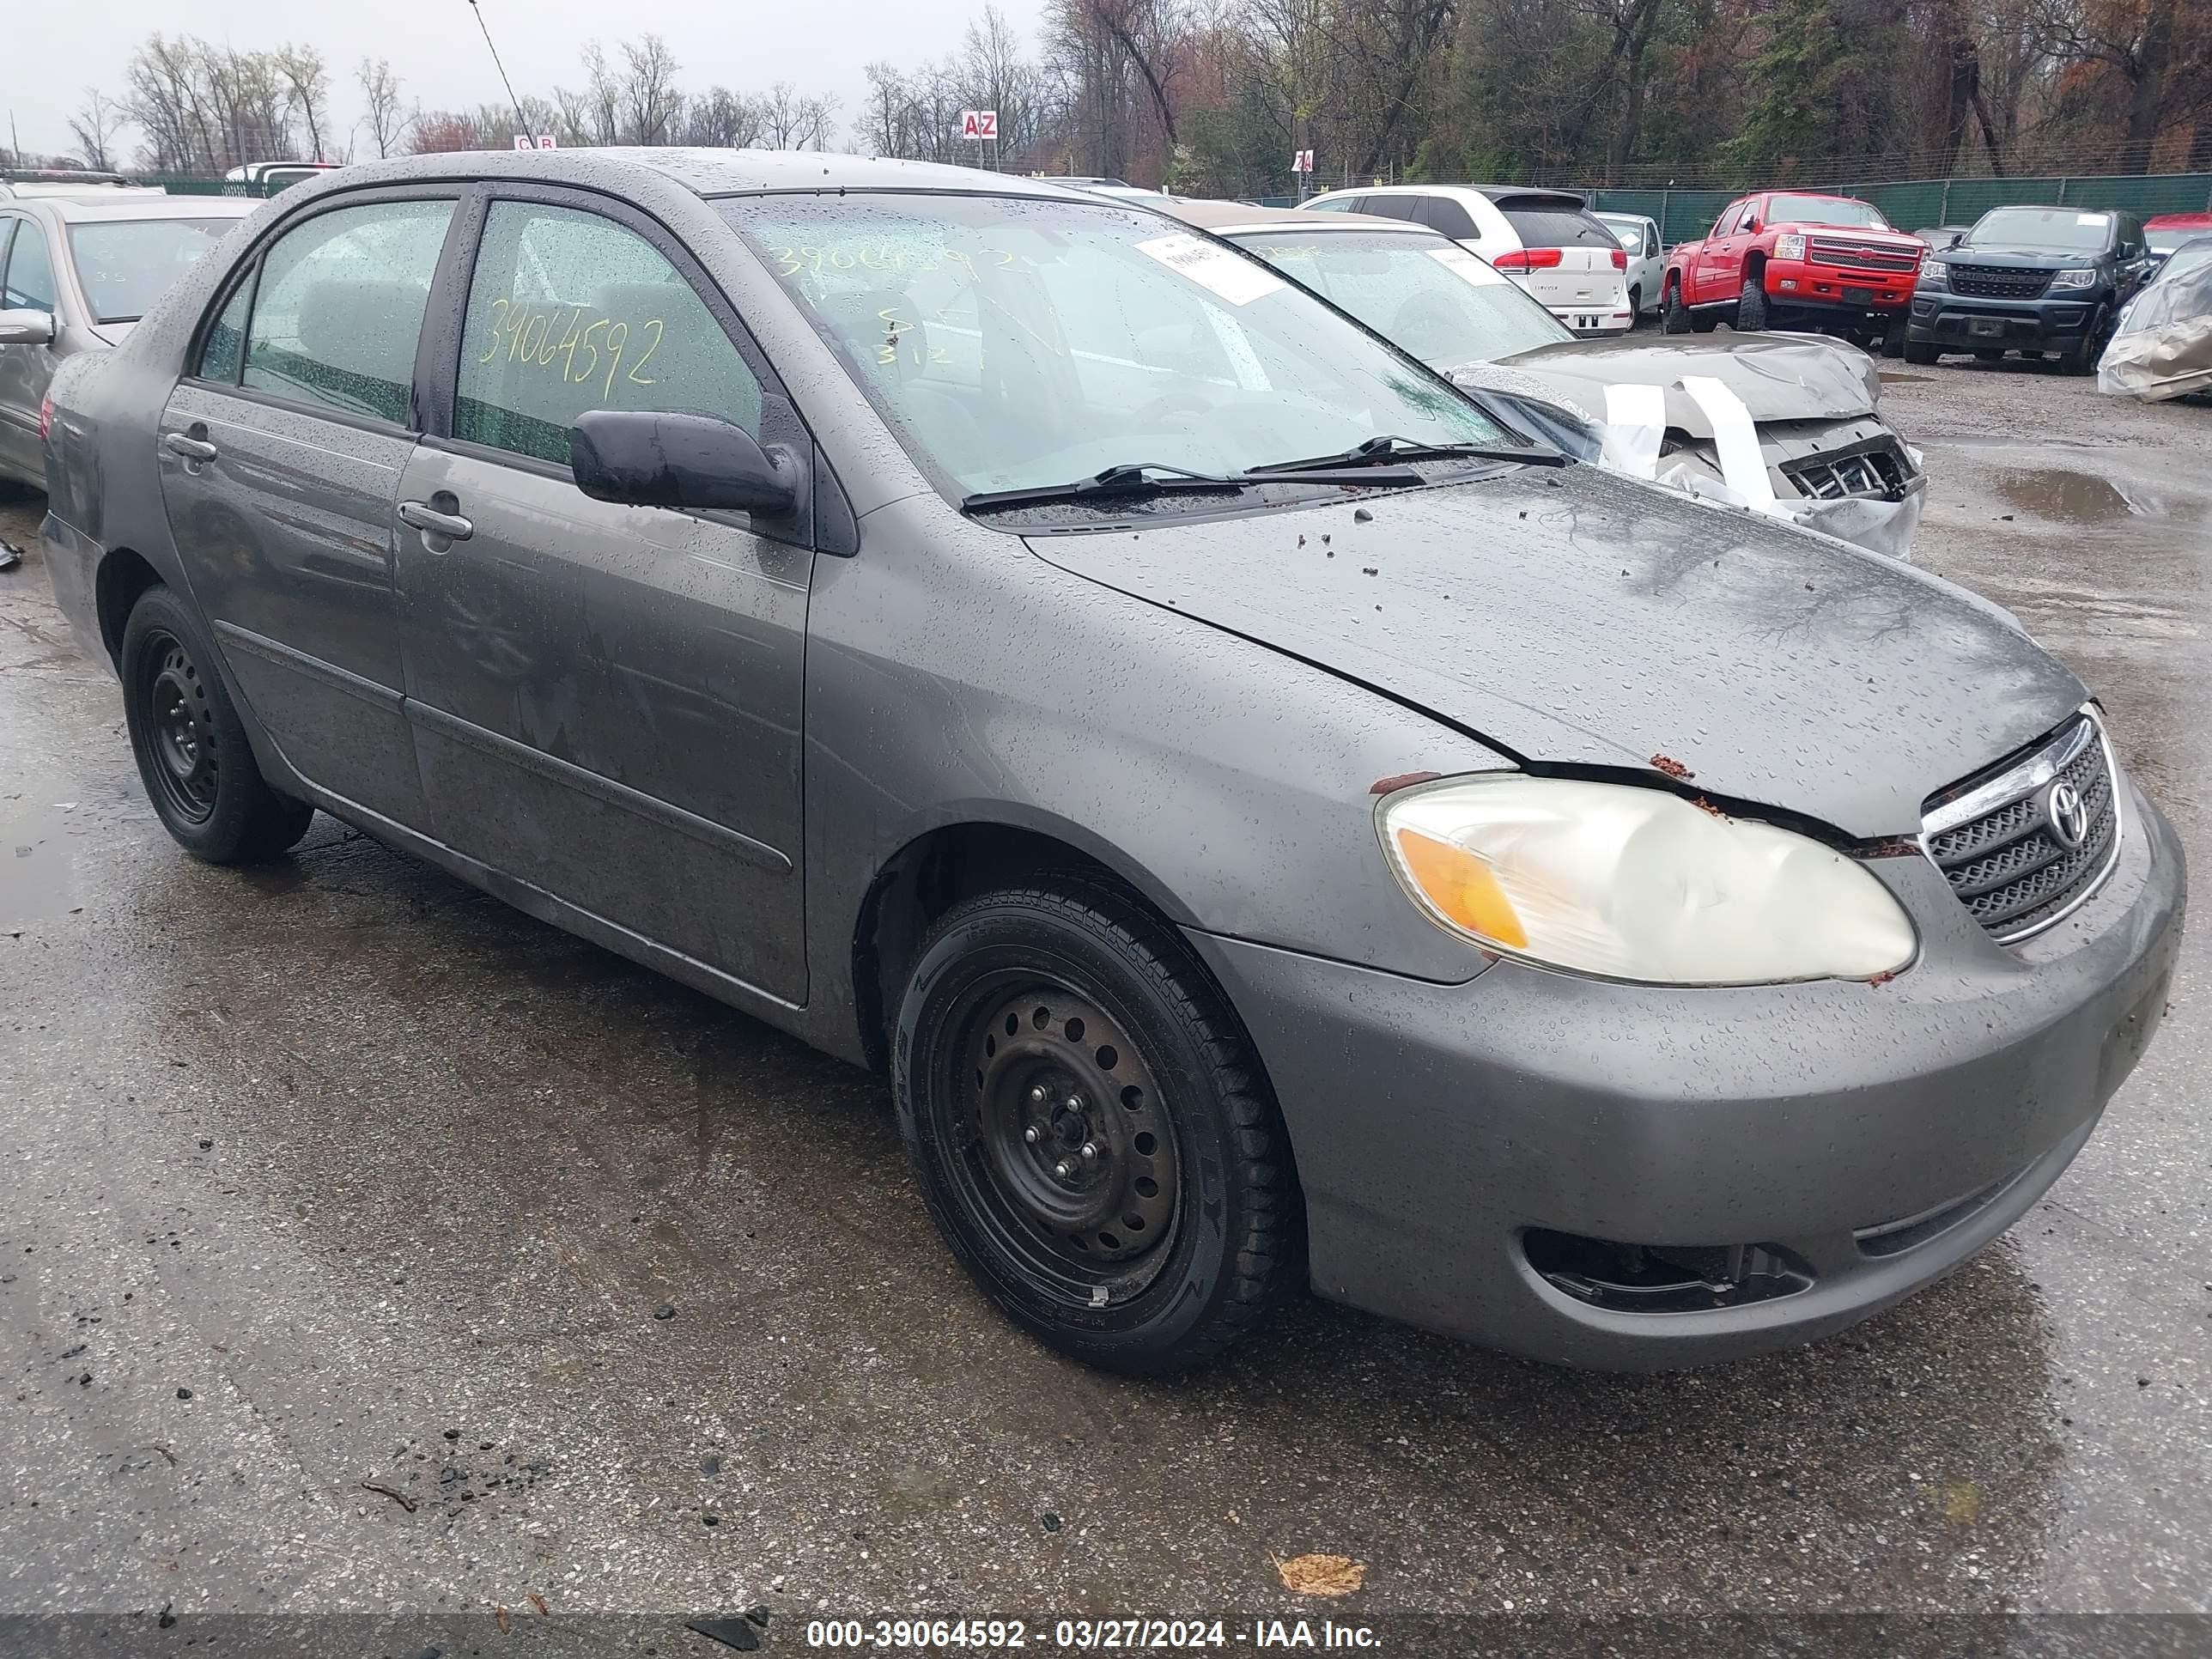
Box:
left=0, top=215, right=59, bottom=483
left=397, top=196, right=811, bottom=1004
left=156, top=192, right=460, bottom=826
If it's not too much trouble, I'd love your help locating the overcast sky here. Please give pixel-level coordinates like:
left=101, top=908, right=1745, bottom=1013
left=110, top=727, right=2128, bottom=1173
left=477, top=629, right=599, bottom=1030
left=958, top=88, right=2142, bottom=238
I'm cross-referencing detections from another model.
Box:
left=8, top=0, right=1048, bottom=161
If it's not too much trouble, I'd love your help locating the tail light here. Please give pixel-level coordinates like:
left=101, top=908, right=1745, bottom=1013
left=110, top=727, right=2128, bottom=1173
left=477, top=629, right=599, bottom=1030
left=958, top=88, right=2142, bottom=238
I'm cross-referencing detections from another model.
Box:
left=1494, top=248, right=1564, bottom=272
left=39, top=398, right=53, bottom=442
left=1611, top=248, right=1628, bottom=270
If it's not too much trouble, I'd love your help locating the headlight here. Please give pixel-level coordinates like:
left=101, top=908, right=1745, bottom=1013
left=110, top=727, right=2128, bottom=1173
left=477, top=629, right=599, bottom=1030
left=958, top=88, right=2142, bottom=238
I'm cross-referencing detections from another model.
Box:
left=2051, top=267, right=2097, bottom=289
left=1378, top=775, right=1917, bottom=985
left=1917, top=261, right=1948, bottom=290
left=1774, top=233, right=1807, bottom=260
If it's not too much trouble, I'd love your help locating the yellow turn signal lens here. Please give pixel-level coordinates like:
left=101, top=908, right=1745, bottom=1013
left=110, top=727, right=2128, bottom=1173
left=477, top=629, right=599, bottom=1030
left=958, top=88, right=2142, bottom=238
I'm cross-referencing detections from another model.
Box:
left=1394, top=827, right=1528, bottom=949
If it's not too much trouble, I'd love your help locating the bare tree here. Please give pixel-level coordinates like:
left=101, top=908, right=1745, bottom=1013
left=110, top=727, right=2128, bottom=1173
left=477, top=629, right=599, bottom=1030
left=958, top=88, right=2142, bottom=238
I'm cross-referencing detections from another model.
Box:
left=619, top=34, right=685, bottom=143
left=273, top=45, right=331, bottom=161
left=358, top=58, right=410, bottom=159
left=684, top=86, right=763, bottom=148
left=580, top=41, right=623, bottom=144
left=759, top=82, right=805, bottom=148
left=68, top=90, right=127, bottom=172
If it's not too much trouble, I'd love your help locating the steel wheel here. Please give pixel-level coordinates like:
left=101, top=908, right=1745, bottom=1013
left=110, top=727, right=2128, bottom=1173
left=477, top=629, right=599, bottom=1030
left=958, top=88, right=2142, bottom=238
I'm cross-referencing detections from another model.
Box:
left=945, top=974, right=1182, bottom=1300
left=140, top=631, right=221, bottom=823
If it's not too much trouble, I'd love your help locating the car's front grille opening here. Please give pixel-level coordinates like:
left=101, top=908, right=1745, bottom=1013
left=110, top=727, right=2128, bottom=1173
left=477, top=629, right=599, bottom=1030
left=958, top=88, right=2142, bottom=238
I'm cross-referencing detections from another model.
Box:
left=1808, top=237, right=1919, bottom=272
left=1783, top=439, right=1917, bottom=501
left=1948, top=264, right=2054, bottom=300
left=1524, top=1231, right=1814, bottom=1314
left=1854, top=1172, right=2018, bottom=1259
left=1922, top=713, right=2123, bottom=944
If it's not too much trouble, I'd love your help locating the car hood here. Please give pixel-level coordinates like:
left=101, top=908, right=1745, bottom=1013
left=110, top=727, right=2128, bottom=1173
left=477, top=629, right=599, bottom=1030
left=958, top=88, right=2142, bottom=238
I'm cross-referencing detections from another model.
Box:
left=1939, top=246, right=2097, bottom=269
left=1485, top=335, right=1880, bottom=435
left=1023, top=464, right=2083, bottom=837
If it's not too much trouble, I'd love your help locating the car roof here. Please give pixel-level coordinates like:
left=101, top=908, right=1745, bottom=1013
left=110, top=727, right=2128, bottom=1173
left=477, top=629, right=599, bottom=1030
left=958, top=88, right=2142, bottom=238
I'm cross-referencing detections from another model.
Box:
left=1322, top=183, right=1590, bottom=210
left=302, top=147, right=1103, bottom=202
left=2146, top=211, right=2212, bottom=228
left=29, top=194, right=261, bottom=223
left=1166, top=198, right=1432, bottom=234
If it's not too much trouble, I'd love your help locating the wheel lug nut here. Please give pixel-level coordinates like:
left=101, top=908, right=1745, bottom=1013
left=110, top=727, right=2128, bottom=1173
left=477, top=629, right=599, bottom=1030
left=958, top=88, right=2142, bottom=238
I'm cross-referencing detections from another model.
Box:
left=1064, top=1095, right=1082, bottom=1113
left=1080, top=1142, right=1098, bottom=1160
left=1054, top=1160, right=1075, bottom=1179
left=1024, top=1126, right=1040, bottom=1144
left=1029, top=1085, right=1048, bottom=1104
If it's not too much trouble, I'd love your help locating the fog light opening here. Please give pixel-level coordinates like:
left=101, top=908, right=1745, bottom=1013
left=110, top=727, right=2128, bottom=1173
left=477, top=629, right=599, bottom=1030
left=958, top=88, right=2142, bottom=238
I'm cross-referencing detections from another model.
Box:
left=1524, top=1230, right=1814, bottom=1313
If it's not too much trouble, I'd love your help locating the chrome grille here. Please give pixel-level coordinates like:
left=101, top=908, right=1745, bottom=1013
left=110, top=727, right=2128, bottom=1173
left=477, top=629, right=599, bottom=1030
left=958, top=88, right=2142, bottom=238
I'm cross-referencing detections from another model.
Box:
left=1782, top=441, right=1917, bottom=501
left=1948, top=264, right=2053, bottom=300
left=1808, top=237, right=1919, bottom=273
left=1922, top=714, right=2123, bottom=943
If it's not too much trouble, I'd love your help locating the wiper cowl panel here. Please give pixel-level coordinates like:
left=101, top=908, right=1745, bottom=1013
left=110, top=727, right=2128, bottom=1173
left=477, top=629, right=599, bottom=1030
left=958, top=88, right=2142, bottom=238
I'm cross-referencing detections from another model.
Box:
left=962, top=462, right=1424, bottom=514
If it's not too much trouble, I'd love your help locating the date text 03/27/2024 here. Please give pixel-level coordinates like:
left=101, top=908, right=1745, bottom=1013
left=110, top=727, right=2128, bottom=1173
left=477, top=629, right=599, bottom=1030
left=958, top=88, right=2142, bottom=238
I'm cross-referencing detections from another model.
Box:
left=799, top=1618, right=1382, bottom=1650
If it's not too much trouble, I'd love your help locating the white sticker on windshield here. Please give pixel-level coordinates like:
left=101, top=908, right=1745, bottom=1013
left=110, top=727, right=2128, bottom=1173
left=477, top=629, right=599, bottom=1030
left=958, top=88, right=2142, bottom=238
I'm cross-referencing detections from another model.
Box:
left=1426, top=246, right=1508, bottom=289
left=1134, top=233, right=1286, bottom=306
left=2077, top=213, right=2110, bottom=227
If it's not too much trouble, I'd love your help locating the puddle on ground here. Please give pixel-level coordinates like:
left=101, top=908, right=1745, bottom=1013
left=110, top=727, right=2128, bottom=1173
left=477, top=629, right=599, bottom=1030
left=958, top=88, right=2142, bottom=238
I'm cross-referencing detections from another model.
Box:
left=1995, top=468, right=2168, bottom=525
left=1879, top=372, right=1932, bottom=384
left=1, top=805, right=81, bottom=928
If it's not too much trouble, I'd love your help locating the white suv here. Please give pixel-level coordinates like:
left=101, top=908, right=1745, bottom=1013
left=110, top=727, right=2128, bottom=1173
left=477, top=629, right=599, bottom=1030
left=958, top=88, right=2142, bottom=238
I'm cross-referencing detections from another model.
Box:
left=1302, top=185, right=1633, bottom=335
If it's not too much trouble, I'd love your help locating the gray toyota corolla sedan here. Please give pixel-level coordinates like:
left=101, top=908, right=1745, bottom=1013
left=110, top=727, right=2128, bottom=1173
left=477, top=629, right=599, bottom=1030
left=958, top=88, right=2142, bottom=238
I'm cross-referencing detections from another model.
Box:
left=38, top=150, right=2184, bottom=1376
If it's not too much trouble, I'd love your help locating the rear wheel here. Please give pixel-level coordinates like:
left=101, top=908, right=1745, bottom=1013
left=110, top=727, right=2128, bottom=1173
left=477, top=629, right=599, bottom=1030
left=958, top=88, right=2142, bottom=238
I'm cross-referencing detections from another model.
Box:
left=1736, top=274, right=1770, bottom=331
left=121, top=586, right=314, bottom=864
left=895, top=878, right=1302, bottom=1375
left=1627, top=283, right=1643, bottom=320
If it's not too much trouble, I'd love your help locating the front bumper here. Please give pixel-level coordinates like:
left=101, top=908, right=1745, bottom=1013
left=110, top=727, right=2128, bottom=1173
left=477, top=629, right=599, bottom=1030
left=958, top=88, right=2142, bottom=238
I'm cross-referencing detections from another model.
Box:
left=1766, top=256, right=1917, bottom=315
left=1188, top=782, right=2184, bottom=1370
left=1907, top=289, right=2108, bottom=349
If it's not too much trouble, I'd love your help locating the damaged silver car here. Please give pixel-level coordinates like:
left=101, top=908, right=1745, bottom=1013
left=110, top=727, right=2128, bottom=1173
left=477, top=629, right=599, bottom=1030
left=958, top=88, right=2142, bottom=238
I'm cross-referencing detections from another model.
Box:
left=1172, top=199, right=1927, bottom=559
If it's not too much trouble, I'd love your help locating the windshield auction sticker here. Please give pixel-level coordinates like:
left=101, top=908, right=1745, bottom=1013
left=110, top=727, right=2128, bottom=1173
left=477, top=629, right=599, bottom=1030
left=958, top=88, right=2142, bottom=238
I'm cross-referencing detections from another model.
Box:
left=1134, top=233, right=1287, bottom=306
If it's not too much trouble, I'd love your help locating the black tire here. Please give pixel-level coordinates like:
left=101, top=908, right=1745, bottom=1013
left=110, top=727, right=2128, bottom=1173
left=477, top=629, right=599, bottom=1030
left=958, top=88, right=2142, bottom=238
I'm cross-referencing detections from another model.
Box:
left=1736, top=273, right=1770, bottom=331
left=2060, top=314, right=2105, bottom=376
left=1973, top=348, right=2004, bottom=362
left=1627, top=284, right=1643, bottom=320
left=121, top=585, right=314, bottom=864
left=1660, top=279, right=1691, bottom=334
left=1904, top=339, right=1938, bottom=365
left=1880, top=317, right=1909, bottom=358
left=894, top=878, right=1303, bottom=1375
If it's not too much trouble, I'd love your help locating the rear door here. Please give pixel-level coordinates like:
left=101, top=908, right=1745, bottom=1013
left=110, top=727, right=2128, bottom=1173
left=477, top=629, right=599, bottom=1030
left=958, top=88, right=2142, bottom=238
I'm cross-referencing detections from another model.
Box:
left=1491, top=194, right=1623, bottom=319
left=1690, top=200, right=1745, bottom=302
left=157, top=189, right=461, bottom=827
left=396, top=191, right=811, bottom=1004
left=0, top=213, right=59, bottom=484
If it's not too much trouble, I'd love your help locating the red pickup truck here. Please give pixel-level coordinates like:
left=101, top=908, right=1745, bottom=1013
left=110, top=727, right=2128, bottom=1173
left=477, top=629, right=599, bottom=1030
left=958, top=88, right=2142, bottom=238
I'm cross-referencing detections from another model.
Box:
left=1662, top=191, right=1925, bottom=351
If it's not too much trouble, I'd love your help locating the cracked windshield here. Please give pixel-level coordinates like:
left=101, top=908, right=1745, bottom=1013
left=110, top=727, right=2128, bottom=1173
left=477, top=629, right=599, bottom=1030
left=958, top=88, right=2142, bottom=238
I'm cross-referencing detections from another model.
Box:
left=721, top=194, right=1502, bottom=498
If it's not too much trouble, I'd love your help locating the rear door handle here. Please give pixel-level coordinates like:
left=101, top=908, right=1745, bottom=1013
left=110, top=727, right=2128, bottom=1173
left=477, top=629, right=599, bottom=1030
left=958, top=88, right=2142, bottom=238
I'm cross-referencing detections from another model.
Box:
left=398, top=500, right=474, bottom=542
left=161, top=431, right=217, bottom=462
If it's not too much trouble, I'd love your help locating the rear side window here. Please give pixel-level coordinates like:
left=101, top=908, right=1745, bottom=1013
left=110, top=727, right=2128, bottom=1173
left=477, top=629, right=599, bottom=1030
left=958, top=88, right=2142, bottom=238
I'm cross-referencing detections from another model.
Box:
left=455, top=202, right=763, bottom=467
left=1498, top=206, right=1616, bottom=250
left=198, top=276, right=252, bottom=383
left=3, top=221, right=57, bottom=312
left=1413, top=196, right=1478, bottom=239
left=1304, top=197, right=1353, bottom=214
left=1359, top=196, right=1423, bottom=222
left=242, top=198, right=456, bottom=425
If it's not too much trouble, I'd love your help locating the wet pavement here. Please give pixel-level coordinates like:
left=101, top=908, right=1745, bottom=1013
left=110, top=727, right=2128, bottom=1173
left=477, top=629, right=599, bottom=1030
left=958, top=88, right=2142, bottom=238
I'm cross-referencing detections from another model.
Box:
left=2, top=359, right=2209, bottom=1651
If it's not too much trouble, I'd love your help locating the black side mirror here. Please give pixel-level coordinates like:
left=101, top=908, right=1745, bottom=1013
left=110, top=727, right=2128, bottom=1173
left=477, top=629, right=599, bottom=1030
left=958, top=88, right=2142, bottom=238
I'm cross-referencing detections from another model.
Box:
left=568, top=409, right=800, bottom=515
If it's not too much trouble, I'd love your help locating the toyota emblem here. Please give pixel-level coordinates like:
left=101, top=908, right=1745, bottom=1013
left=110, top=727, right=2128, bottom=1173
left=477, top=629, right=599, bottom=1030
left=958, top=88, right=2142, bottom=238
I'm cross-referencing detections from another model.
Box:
left=2045, top=780, right=2091, bottom=850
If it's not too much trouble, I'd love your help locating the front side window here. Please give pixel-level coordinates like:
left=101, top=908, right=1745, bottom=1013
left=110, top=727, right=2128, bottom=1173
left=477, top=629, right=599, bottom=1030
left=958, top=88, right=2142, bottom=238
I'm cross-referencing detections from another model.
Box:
left=242, top=198, right=456, bottom=424
left=722, top=193, right=1499, bottom=501
left=455, top=202, right=764, bottom=466
left=3, top=220, right=57, bottom=313
left=1231, top=231, right=1572, bottom=367
left=68, top=218, right=240, bottom=324
left=198, top=276, right=253, bottom=382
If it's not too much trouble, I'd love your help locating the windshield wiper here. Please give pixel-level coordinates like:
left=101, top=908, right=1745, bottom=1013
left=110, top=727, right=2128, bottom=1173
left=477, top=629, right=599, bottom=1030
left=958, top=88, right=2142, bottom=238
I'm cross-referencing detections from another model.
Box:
left=1250, top=433, right=1569, bottom=473
left=961, top=459, right=1423, bottom=514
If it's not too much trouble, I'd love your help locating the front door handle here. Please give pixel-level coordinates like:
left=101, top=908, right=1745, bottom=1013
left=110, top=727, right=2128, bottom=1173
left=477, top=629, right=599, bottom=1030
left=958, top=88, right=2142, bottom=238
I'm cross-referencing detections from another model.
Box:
left=398, top=499, right=474, bottom=542
left=161, top=430, right=217, bottom=463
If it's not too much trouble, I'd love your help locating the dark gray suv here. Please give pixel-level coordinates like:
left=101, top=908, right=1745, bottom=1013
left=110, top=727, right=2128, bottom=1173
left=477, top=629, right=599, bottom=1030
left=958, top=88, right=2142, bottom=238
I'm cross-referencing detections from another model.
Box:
left=38, top=150, right=2185, bottom=1375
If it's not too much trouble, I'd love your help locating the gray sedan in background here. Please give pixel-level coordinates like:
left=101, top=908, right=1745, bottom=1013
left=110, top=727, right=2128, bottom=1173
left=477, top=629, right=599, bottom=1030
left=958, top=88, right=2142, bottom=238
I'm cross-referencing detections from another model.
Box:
left=0, top=183, right=256, bottom=491
left=38, top=149, right=2183, bottom=1375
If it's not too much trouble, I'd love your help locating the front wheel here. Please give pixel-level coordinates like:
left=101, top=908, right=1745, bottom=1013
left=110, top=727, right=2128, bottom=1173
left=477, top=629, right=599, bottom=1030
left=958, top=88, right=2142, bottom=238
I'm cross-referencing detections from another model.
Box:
left=1736, top=274, right=1770, bottom=331
left=1904, top=339, right=1939, bottom=365
left=1660, top=281, right=1691, bottom=334
left=1880, top=317, right=1909, bottom=357
left=2060, top=313, right=2106, bottom=375
left=121, top=586, right=315, bottom=863
left=894, top=879, right=1303, bottom=1375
